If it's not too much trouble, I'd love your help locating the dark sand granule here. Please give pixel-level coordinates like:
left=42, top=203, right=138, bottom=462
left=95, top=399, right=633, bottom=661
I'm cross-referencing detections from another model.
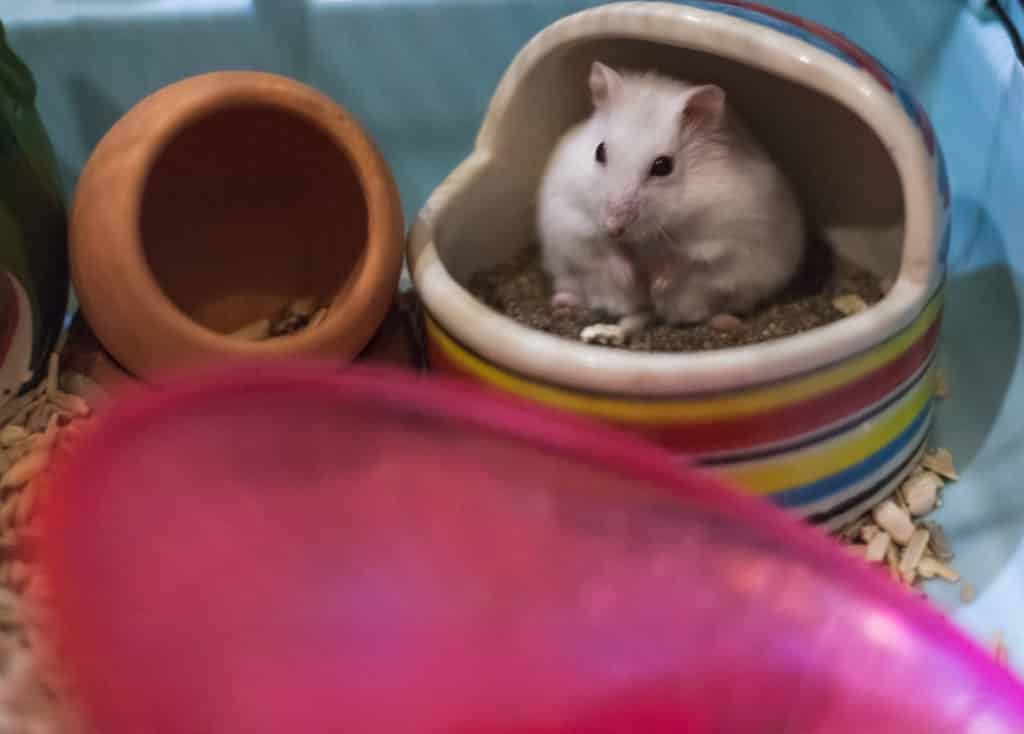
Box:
left=467, top=242, right=885, bottom=352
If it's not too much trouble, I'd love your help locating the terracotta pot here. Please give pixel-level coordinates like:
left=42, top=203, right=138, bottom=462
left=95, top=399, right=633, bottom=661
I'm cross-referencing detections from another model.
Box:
left=69, top=71, right=404, bottom=381
left=61, top=291, right=427, bottom=400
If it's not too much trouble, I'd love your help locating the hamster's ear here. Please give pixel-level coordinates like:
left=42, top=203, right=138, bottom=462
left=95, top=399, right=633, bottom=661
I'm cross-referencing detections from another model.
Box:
left=589, top=61, right=622, bottom=107
left=681, top=85, right=726, bottom=131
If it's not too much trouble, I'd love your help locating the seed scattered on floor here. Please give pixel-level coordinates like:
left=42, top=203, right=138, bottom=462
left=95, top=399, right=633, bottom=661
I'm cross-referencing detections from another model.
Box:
left=922, top=447, right=958, bottom=481
left=230, top=297, right=327, bottom=342
left=960, top=582, right=976, bottom=604
left=924, top=521, right=955, bottom=562
left=899, top=528, right=930, bottom=584
left=917, top=557, right=960, bottom=583
left=836, top=446, right=962, bottom=594
left=865, top=531, right=890, bottom=563
left=873, top=500, right=915, bottom=545
left=901, top=471, right=943, bottom=516
left=859, top=523, right=880, bottom=543
left=832, top=293, right=868, bottom=315
left=934, top=369, right=950, bottom=399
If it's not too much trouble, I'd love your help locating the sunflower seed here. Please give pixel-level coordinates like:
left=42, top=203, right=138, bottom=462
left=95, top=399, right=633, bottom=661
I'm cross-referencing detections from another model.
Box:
left=865, top=531, right=891, bottom=563
left=899, top=528, right=930, bottom=583
left=960, top=582, right=976, bottom=603
left=922, top=448, right=958, bottom=481
left=873, top=500, right=915, bottom=545
left=917, top=557, right=960, bottom=583
left=901, top=471, right=943, bottom=516
left=924, top=521, right=954, bottom=561
left=833, top=294, right=868, bottom=315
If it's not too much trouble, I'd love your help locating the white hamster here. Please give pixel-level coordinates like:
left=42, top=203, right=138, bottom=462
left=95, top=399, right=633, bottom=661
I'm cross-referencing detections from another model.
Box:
left=536, top=61, right=806, bottom=339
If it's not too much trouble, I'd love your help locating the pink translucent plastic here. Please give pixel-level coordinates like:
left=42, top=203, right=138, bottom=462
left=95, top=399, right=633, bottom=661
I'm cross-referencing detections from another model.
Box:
left=38, top=363, right=1024, bottom=734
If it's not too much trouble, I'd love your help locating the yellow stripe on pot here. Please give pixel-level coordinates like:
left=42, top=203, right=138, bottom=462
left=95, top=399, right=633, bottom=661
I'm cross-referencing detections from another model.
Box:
left=720, top=373, right=933, bottom=495
left=426, top=293, right=941, bottom=423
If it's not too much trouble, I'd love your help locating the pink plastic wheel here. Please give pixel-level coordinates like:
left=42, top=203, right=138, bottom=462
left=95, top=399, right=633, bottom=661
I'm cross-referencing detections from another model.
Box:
left=38, top=363, right=1024, bottom=734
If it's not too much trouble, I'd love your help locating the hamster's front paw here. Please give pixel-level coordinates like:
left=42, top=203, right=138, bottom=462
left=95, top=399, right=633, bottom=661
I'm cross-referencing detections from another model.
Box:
left=580, top=313, right=651, bottom=346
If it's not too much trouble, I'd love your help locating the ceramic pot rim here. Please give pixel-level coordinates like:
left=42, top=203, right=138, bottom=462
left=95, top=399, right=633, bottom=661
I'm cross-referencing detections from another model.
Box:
left=408, top=1, right=944, bottom=396
left=78, top=70, right=403, bottom=370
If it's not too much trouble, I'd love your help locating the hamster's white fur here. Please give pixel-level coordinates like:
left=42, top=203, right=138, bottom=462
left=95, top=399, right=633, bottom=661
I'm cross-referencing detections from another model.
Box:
left=536, top=61, right=805, bottom=327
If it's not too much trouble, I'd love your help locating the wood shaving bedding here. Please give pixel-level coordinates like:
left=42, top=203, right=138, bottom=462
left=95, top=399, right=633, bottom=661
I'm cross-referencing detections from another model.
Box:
left=0, top=345, right=100, bottom=734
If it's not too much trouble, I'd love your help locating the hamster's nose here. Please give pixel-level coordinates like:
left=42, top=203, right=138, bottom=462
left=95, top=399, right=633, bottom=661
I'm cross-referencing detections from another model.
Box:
left=603, top=206, right=636, bottom=238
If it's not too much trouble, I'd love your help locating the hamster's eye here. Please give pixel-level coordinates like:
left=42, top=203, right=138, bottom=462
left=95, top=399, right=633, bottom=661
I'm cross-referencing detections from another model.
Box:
left=595, top=142, right=606, bottom=165
left=649, top=156, right=674, bottom=177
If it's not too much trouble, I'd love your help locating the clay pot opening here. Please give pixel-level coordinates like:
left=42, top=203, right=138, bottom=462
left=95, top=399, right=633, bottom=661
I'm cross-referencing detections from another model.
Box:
left=435, top=38, right=907, bottom=293
left=139, top=102, right=369, bottom=337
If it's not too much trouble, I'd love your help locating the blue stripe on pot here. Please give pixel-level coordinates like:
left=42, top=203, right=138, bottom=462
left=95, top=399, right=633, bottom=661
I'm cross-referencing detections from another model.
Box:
left=800, top=413, right=932, bottom=524
left=762, top=400, right=933, bottom=510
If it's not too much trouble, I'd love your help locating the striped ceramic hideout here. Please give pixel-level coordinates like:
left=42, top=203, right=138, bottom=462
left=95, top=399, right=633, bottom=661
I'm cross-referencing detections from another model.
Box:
left=408, top=1, right=949, bottom=529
